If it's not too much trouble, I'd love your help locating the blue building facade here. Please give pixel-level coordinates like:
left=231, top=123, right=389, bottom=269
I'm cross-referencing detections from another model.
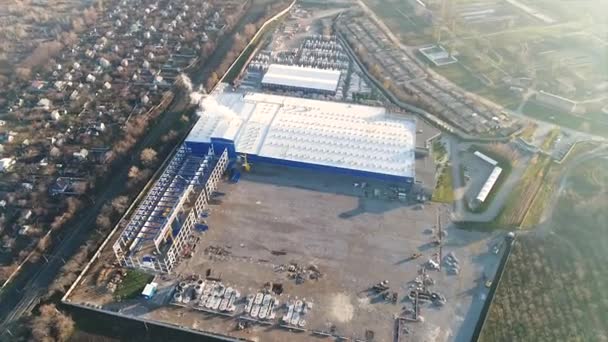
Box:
left=185, top=139, right=414, bottom=186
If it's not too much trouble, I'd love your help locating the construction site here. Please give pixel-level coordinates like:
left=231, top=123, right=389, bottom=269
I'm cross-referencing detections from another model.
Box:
left=62, top=84, right=505, bottom=342
left=61, top=3, right=507, bottom=340
left=64, top=146, right=505, bottom=341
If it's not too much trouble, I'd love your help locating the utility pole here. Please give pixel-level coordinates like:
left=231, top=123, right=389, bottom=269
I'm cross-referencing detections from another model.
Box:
left=435, top=0, right=448, bottom=43
left=437, top=207, right=443, bottom=271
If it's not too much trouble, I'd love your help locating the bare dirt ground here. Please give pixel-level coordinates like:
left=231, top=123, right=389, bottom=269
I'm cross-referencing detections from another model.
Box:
left=67, top=163, right=504, bottom=342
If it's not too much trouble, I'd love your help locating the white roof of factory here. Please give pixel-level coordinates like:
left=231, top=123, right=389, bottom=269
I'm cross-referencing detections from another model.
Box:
left=187, top=89, right=416, bottom=179
left=474, top=151, right=498, bottom=166
left=261, top=64, right=341, bottom=93
left=476, top=166, right=502, bottom=203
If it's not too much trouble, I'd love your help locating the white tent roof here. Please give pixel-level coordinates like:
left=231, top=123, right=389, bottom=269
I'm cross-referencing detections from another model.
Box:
left=187, top=90, right=416, bottom=179
left=261, top=64, right=341, bottom=93
left=476, top=166, right=502, bottom=202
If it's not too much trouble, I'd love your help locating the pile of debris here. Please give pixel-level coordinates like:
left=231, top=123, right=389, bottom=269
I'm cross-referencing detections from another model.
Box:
left=274, top=262, right=322, bottom=284
left=408, top=290, right=446, bottom=306
left=444, top=252, right=460, bottom=275
left=370, top=280, right=398, bottom=304
left=205, top=245, right=231, bottom=259
left=106, top=269, right=127, bottom=294
left=413, top=273, right=435, bottom=288
left=426, top=258, right=440, bottom=270
left=96, top=266, right=113, bottom=287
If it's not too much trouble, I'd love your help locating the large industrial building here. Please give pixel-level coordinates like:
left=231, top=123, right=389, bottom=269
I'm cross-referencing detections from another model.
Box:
left=112, top=85, right=416, bottom=273
left=261, top=64, right=341, bottom=95
left=186, top=89, right=416, bottom=183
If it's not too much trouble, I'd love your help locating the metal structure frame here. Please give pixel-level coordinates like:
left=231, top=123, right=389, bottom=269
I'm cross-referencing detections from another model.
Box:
left=113, top=146, right=229, bottom=273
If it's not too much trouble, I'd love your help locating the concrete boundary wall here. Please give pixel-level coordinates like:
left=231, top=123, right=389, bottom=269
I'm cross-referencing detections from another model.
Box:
left=471, top=236, right=516, bottom=341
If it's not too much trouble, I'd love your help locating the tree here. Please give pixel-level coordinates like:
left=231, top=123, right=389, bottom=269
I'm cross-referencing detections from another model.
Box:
left=128, top=166, right=141, bottom=179
left=175, top=73, right=193, bottom=92
left=161, top=130, right=179, bottom=143
left=201, top=41, right=216, bottom=59
left=206, top=72, right=219, bottom=91
left=22, top=40, right=63, bottom=69
left=15, top=67, right=31, bottom=81
left=111, top=195, right=129, bottom=214
left=30, top=304, right=75, bottom=342
left=96, top=214, right=111, bottom=230
left=243, top=24, right=257, bottom=39
left=127, top=166, right=152, bottom=188
left=140, top=148, right=157, bottom=167
left=232, top=33, right=245, bottom=51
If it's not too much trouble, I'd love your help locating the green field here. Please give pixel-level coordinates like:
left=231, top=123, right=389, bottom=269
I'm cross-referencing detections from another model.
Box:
left=521, top=101, right=608, bottom=138
left=432, top=164, right=454, bottom=203
left=114, top=270, right=154, bottom=301
left=426, top=47, right=520, bottom=109
left=495, top=154, right=550, bottom=227
left=480, top=158, right=608, bottom=341
left=540, top=127, right=560, bottom=151
left=365, top=0, right=433, bottom=46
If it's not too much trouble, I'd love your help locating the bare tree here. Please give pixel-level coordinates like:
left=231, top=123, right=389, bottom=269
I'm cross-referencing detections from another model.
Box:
left=175, top=73, right=193, bottom=92
left=161, top=130, right=179, bottom=143
left=206, top=72, right=219, bottom=91
left=128, top=166, right=141, bottom=180
left=243, top=24, right=257, bottom=39
left=95, top=214, right=111, bottom=230
left=140, top=148, right=157, bottom=167
left=22, top=40, right=64, bottom=69
left=111, top=195, right=129, bottom=214
left=15, top=67, right=31, bottom=81
left=30, top=304, right=75, bottom=342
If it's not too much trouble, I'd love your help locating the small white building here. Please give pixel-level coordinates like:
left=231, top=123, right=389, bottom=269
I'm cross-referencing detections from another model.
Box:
left=141, top=282, right=158, bottom=299
left=99, top=57, right=111, bottom=68
left=19, top=225, right=32, bottom=236
left=0, top=157, right=15, bottom=172
left=51, top=110, right=61, bottom=121
left=73, top=148, right=89, bottom=160
left=38, top=98, right=52, bottom=110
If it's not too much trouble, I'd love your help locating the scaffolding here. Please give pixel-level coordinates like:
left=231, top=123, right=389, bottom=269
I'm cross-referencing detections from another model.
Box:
left=113, top=145, right=229, bottom=273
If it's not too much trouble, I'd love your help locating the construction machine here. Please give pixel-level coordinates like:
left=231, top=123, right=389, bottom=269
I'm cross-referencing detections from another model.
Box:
left=240, top=154, right=252, bottom=172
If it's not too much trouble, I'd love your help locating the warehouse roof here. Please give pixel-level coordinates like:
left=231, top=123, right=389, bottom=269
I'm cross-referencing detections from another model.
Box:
left=188, top=88, right=416, bottom=179
left=474, top=151, right=498, bottom=166
left=261, top=64, right=341, bottom=93
left=476, top=166, right=502, bottom=202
